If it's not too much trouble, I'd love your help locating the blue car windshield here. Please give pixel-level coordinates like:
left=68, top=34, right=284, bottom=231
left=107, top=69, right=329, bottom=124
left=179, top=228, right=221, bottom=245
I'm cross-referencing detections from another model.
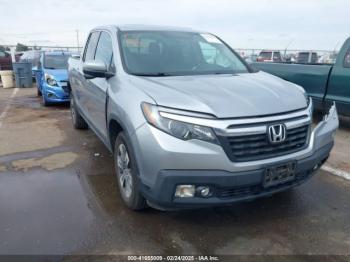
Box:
left=44, top=55, right=70, bottom=69
left=119, top=31, right=249, bottom=76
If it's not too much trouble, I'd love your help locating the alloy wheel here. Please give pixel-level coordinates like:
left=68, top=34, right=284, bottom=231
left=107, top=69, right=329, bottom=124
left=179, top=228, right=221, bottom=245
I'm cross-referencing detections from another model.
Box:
left=117, top=143, right=133, bottom=198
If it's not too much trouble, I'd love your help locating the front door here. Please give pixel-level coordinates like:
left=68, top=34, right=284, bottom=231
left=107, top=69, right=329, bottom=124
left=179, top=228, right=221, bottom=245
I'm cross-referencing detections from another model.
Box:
left=326, top=47, right=350, bottom=114
left=76, top=31, right=101, bottom=121
left=84, top=31, right=115, bottom=141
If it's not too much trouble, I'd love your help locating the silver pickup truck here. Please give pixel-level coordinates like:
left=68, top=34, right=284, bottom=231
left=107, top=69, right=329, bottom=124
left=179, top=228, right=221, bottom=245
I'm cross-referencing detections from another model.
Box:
left=68, top=25, right=338, bottom=210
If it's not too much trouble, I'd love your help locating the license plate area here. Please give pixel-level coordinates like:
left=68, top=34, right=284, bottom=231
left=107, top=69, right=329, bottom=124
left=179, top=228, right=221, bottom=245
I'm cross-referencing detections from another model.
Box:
left=264, top=162, right=296, bottom=187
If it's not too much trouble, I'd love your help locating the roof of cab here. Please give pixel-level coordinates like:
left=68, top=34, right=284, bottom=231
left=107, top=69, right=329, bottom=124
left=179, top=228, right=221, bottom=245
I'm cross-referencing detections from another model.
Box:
left=92, top=24, right=197, bottom=32
left=44, top=51, right=71, bottom=56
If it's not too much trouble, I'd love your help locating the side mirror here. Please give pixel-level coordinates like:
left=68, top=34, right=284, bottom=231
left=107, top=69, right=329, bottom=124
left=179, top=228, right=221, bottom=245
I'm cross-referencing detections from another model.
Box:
left=83, top=61, right=108, bottom=79
left=71, top=54, right=81, bottom=59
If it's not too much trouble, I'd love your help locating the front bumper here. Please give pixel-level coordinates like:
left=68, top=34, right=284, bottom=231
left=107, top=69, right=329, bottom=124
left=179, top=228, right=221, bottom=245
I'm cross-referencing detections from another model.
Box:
left=42, top=83, right=70, bottom=103
left=131, top=104, right=338, bottom=208
left=141, top=142, right=332, bottom=209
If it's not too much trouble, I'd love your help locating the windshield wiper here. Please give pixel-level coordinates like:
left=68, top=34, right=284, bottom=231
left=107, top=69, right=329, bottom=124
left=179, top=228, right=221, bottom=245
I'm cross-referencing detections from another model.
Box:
left=133, top=72, right=174, bottom=77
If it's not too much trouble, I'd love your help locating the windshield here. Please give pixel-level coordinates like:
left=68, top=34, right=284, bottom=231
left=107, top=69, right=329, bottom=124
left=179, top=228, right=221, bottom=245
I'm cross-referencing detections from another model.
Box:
left=44, top=54, right=70, bottom=69
left=119, top=31, right=249, bottom=76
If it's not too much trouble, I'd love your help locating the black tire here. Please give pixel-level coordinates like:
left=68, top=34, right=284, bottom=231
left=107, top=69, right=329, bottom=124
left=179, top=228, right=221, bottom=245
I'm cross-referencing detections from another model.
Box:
left=114, top=132, right=147, bottom=210
left=37, top=87, right=42, bottom=96
left=42, top=93, right=49, bottom=107
left=70, top=95, right=88, bottom=129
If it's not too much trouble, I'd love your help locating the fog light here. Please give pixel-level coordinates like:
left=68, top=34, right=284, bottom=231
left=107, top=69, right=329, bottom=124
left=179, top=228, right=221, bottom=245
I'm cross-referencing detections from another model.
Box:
left=313, top=164, right=319, bottom=170
left=175, top=185, right=195, bottom=198
left=197, top=186, right=210, bottom=197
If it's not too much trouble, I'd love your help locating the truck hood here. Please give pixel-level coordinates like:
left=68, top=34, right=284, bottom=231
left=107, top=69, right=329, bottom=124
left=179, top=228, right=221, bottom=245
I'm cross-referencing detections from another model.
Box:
left=132, top=71, right=307, bottom=118
left=44, top=69, right=68, bottom=81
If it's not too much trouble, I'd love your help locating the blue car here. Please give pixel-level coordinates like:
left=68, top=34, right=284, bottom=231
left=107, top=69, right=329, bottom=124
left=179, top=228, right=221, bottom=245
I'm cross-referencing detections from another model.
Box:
left=35, top=51, right=71, bottom=106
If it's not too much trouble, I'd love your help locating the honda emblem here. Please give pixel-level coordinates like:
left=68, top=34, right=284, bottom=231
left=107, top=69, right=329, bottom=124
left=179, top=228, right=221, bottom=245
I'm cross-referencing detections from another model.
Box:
left=268, top=124, right=287, bottom=143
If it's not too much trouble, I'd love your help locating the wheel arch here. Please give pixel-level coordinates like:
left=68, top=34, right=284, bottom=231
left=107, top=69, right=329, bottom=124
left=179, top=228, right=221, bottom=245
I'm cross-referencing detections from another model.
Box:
left=108, top=117, right=125, bottom=152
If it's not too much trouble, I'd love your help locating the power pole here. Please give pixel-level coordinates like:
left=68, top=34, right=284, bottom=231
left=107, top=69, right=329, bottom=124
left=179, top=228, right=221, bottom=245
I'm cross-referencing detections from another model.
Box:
left=284, top=39, right=294, bottom=58
left=76, top=30, right=80, bottom=52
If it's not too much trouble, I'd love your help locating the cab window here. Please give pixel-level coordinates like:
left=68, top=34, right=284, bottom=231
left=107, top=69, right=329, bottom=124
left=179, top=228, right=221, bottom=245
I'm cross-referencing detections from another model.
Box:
left=83, top=32, right=100, bottom=62
left=94, top=32, right=114, bottom=70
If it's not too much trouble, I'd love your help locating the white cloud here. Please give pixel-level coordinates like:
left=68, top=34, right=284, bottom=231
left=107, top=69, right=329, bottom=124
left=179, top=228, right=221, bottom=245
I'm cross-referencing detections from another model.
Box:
left=0, top=0, right=349, bottom=50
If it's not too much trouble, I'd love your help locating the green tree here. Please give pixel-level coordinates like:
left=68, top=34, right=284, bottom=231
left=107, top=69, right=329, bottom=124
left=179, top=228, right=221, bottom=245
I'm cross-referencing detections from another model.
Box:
left=15, top=43, right=29, bottom=52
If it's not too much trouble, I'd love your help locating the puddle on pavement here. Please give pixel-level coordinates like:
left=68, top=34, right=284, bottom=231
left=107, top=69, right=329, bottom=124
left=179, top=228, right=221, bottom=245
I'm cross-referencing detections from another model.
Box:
left=11, top=152, right=79, bottom=171
left=0, top=168, right=97, bottom=255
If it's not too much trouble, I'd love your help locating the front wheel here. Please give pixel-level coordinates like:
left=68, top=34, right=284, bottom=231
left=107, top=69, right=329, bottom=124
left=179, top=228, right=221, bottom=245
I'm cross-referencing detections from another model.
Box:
left=114, top=132, right=147, bottom=210
left=37, top=84, right=42, bottom=96
left=42, top=93, right=49, bottom=106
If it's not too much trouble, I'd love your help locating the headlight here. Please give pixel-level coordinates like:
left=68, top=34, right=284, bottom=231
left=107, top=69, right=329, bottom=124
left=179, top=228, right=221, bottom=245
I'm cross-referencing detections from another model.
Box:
left=141, top=102, right=219, bottom=145
left=45, top=74, right=58, bottom=86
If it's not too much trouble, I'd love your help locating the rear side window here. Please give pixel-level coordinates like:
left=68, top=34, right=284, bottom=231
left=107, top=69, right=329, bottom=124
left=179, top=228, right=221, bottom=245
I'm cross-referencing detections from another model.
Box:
left=83, top=32, right=100, bottom=62
left=94, top=32, right=114, bottom=70
left=344, top=48, right=350, bottom=68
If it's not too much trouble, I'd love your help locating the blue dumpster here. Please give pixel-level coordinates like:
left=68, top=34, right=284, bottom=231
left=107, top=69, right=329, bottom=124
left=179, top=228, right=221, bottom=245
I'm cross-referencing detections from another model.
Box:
left=13, top=62, right=33, bottom=88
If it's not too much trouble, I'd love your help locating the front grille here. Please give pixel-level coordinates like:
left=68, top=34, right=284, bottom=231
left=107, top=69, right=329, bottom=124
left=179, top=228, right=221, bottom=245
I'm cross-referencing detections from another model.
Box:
left=219, top=124, right=310, bottom=162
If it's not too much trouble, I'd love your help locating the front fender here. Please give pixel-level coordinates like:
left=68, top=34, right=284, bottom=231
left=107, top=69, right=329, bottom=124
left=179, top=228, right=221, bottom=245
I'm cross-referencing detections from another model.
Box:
left=312, top=102, right=339, bottom=150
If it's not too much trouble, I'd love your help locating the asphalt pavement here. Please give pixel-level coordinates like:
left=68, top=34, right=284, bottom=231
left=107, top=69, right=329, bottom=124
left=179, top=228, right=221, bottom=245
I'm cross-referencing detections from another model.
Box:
left=0, top=87, right=349, bottom=259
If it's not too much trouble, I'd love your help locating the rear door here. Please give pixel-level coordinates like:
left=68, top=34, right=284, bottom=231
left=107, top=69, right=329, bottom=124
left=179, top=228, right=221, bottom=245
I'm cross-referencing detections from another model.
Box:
left=326, top=47, right=350, bottom=114
left=75, top=31, right=101, bottom=120
left=84, top=31, right=115, bottom=140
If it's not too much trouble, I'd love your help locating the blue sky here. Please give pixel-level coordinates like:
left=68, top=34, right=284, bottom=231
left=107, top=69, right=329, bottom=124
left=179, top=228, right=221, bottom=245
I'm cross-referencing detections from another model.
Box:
left=0, top=0, right=349, bottom=50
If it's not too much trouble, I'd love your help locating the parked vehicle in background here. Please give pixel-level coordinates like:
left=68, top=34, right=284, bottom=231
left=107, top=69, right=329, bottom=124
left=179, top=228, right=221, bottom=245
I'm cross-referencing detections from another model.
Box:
left=296, top=51, right=318, bottom=64
left=0, top=50, right=12, bottom=70
left=319, top=52, right=338, bottom=64
left=257, top=50, right=283, bottom=62
left=19, top=50, right=43, bottom=78
left=283, top=54, right=294, bottom=63
left=68, top=25, right=338, bottom=211
left=35, top=51, right=71, bottom=106
left=253, top=37, right=350, bottom=116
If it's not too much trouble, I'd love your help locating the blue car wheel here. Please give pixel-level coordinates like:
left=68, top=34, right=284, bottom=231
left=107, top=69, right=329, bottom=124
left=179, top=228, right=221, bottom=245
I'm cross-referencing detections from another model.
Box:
left=37, top=85, right=42, bottom=96
left=42, top=92, right=50, bottom=106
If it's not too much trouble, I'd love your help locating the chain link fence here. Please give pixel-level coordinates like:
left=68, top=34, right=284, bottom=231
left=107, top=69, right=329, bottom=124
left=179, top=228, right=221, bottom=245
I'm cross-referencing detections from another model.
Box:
left=235, top=48, right=338, bottom=64
left=1, top=44, right=339, bottom=71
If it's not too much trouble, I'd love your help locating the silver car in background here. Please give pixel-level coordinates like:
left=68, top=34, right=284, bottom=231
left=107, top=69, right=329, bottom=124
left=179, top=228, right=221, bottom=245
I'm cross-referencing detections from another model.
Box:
left=68, top=25, right=338, bottom=210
